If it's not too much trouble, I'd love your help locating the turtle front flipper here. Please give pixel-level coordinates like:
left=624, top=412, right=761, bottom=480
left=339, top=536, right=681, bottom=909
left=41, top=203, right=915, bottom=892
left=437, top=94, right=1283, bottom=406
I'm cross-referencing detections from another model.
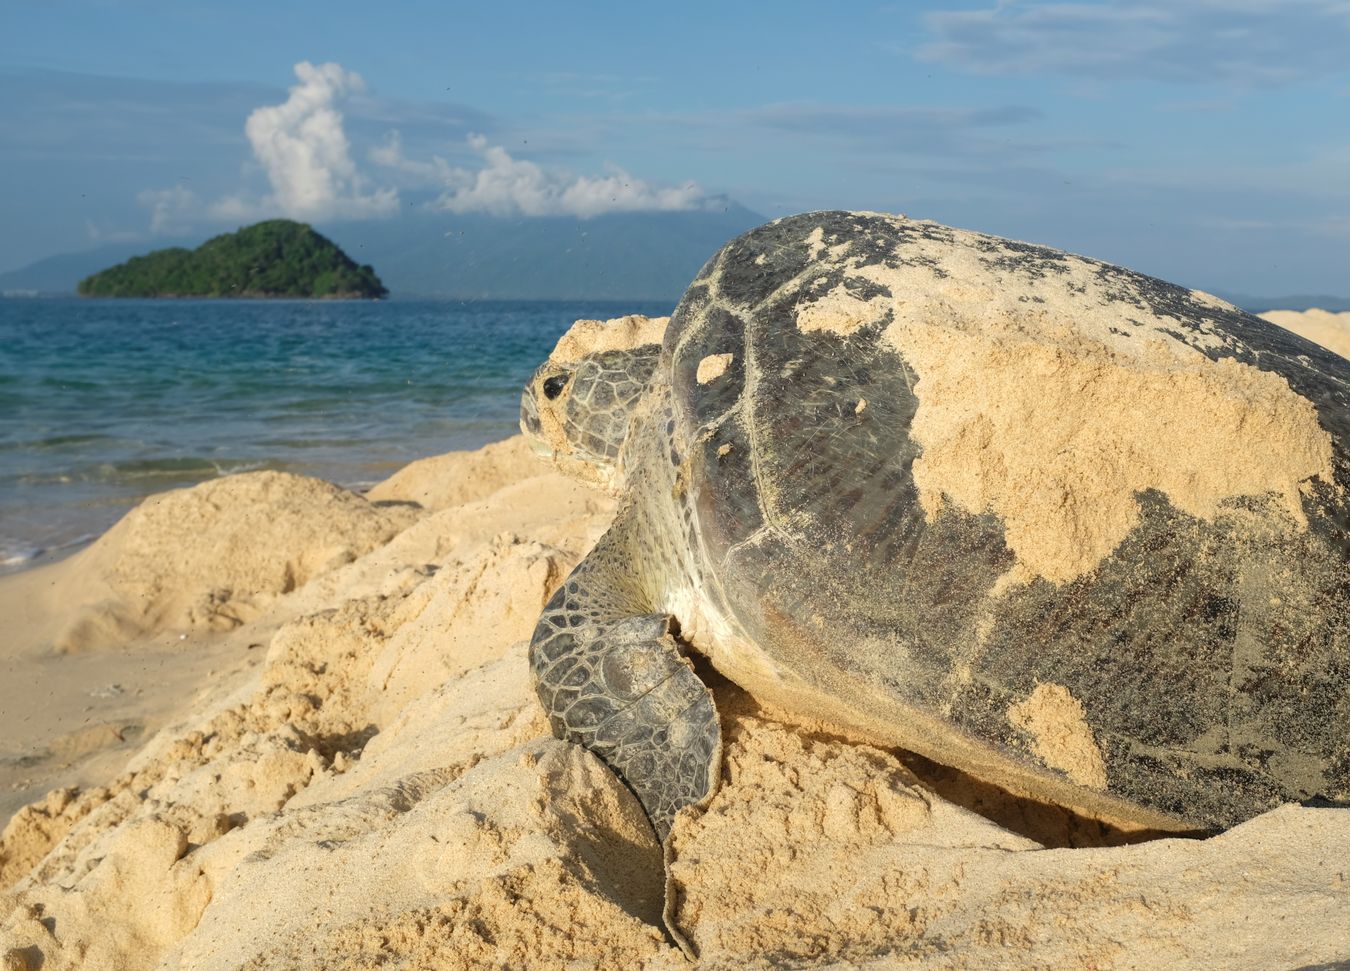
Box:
left=529, top=524, right=721, bottom=842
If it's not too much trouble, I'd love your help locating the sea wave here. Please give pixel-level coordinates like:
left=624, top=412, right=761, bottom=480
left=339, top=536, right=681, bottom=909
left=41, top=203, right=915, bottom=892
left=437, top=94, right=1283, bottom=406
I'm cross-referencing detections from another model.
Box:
left=11, top=457, right=275, bottom=487
left=0, top=543, right=41, bottom=568
left=1, top=432, right=118, bottom=450
left=0, top=531, right=98, bottom=570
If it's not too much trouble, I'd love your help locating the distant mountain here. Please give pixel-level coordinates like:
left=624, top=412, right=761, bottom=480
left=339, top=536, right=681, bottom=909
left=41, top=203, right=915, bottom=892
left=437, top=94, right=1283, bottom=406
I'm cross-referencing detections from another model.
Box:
left=0, top=241, right=155, bottom=295
left=24, top=207, right=1338, bottom=309
left=317, top=202, right=766, bottom=301
left=77, top=220, right=387, bottom=299
left=0, top=203, right=765, bottom=301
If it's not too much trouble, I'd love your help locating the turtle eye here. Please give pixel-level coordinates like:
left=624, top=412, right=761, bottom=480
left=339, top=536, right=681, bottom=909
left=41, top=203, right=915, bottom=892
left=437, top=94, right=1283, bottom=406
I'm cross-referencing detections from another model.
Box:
left=542, top=373, right=570, bottom=400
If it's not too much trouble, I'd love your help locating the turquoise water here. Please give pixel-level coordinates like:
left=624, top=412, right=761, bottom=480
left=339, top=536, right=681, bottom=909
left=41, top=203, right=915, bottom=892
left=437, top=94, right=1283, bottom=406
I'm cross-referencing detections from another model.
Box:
left=0, top=298, right=670, bottom=572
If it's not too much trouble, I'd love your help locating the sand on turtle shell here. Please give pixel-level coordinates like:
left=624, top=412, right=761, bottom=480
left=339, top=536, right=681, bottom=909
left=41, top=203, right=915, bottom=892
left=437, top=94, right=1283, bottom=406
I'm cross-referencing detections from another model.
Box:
left=696, top=353, right=733, bottom=384
left=1006, top=683, right=1108, bottom=791
left=549, top=314, right=669, bottom=365
left=794, top=218, right=1336, bottom=583
left=1, top=430, right=1346, bottom=969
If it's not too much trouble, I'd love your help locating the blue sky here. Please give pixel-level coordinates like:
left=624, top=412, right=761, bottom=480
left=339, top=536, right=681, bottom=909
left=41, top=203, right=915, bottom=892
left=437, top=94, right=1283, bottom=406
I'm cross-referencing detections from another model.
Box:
left=3, top=0, right=1349, bottom=295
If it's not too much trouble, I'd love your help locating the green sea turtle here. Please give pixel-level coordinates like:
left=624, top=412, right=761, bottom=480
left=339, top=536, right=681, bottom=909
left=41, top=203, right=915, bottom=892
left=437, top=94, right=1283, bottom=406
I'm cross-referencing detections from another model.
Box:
left=521, top=211, right=1349, bottom=856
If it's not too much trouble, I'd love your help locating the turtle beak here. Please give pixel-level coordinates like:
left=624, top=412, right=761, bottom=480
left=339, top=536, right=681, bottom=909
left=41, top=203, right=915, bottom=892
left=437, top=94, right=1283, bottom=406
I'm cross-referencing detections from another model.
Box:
left=520, top=382, right=543, bottom=438
left=521, top=364, right=573, bottom=459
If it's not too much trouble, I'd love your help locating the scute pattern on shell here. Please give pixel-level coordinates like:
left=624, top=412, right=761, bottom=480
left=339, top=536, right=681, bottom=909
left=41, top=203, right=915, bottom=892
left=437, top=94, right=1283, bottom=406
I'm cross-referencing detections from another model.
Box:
left=657, top=211, right=1348, bottom=830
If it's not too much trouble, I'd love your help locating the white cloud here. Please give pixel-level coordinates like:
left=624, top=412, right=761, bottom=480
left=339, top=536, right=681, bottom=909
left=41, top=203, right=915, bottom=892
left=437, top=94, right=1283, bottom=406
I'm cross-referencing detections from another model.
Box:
left=139, top=186, right=200, bottom=234
left=84, top=218, right=143, bottom=244
left=241, top=61, right=397, bottom=220
left=139, top=61, right=396, bottom=233
left=427, top=134, right=710, bottom=218
left=369, top=130, right=456, bottom=184
left=138, top=63, right=705, bottom=233
left=920, top=0, right=1350, bottom=85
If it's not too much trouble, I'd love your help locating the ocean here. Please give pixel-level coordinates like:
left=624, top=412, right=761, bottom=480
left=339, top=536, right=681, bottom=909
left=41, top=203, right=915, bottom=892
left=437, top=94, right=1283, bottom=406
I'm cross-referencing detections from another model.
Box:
left=0, top=297, right=671, bottom=574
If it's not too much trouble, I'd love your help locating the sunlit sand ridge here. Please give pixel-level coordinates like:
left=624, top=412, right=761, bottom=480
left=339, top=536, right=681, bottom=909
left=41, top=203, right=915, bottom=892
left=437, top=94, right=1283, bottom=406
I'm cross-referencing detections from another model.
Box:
left=1, top=398, right=1346, bottom=968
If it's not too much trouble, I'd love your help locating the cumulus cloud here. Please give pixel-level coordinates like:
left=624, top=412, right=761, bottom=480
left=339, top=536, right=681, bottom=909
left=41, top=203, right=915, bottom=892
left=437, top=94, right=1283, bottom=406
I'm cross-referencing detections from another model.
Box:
left=84, top=218, right=143, bottom=244
left=238, top=61, right=397, bottom=219
left=137, top=61, right=704, bottom=232
left=920, top=0, right=1350, bottom=85
left=139, top=186, right=201, bottom=235
left=139, top=61, right=397, bottom=232
left=369, top=130, right=457, bottom=184
left=424, top=134, right=710, bottom=218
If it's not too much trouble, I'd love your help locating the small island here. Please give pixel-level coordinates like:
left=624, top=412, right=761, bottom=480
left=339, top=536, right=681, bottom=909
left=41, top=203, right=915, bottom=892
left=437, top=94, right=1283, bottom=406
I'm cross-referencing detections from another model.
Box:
left=77, top=220, right=388, bottom=299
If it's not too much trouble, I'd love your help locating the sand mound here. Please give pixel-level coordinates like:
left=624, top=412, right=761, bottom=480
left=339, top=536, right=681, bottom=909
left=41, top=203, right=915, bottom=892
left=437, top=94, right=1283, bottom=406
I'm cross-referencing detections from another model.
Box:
left=52, top=471, right=419, bottom=651
left=167, top=739, right=666, bottom=971
left=0, top=441, right=629, bottom=969
left=1260, top=307, right=1350, bottom=360
left=667, top=705, right=1349, bottom=969
left=2, top=436, right=1346, bottom=970
left=367, top=435, right=545, bottom=511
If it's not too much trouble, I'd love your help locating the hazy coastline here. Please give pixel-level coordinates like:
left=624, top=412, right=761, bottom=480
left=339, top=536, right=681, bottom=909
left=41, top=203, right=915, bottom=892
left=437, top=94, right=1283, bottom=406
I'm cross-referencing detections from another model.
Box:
left=0, top=298, right=670, bottom=574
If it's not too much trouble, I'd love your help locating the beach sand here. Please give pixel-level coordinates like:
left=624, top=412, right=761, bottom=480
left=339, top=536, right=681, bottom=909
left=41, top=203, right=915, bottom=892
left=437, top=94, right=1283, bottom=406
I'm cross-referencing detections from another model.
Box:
left=1, top=311, right=1348, bottom=969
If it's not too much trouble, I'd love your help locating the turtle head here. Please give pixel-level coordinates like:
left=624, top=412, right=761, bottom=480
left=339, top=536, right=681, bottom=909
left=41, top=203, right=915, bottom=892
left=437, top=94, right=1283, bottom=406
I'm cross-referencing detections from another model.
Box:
left=520, top=315, right=668, bottom=493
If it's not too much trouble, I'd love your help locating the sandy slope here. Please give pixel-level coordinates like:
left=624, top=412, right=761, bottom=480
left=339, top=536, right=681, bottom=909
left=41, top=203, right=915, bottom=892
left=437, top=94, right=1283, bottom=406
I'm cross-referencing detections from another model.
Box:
left=0, top=436, right=1346, bottom=970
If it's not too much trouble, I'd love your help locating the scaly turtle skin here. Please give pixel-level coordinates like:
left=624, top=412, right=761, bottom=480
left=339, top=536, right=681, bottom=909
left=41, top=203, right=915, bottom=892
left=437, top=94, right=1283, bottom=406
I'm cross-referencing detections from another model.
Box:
left=521, top=212, right=1349, bottom=858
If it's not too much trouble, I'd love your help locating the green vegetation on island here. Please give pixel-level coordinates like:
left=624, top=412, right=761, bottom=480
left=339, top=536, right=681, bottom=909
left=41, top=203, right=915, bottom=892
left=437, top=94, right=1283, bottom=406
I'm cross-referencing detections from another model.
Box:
left=77, top=220, right=388, bottom=299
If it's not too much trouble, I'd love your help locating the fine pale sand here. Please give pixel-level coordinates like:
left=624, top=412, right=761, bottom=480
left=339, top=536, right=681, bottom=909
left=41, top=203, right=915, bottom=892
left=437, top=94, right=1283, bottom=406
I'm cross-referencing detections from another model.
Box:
left=2, top=381, right=1349, bottom=965
left=797, top=233, right=1336, bottom=586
